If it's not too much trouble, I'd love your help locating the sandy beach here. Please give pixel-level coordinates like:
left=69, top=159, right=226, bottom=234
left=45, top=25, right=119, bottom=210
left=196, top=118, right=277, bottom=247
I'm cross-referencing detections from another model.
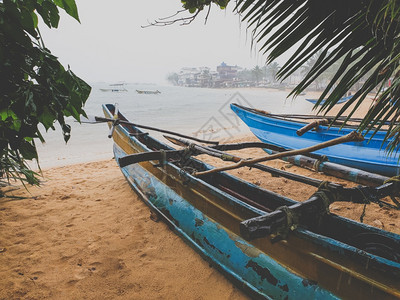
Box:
left=1, top=96, right=399, bottom=299
left=0, top=160, right=248, bottom=299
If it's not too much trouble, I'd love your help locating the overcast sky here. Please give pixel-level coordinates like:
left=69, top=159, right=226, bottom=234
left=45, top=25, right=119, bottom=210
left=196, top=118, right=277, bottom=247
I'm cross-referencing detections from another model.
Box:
left=39, top=0, right=280, bottom=84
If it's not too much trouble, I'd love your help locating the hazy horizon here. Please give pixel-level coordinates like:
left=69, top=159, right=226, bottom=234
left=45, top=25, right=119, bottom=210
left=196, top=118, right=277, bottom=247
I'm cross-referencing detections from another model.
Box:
left=39, top=1, right=292, bottom=85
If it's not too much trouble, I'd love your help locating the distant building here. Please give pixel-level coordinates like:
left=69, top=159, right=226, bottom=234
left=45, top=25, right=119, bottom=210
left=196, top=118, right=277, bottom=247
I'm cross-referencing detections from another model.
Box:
left=178, top=67, right=200, bottom=87
left=168, top=61, right=326, bottom=89
left=177, top=67, right=216, bottom=87
left=173, top=63, right=245, bottom=88
left=217, top=62, right=239, bottom=81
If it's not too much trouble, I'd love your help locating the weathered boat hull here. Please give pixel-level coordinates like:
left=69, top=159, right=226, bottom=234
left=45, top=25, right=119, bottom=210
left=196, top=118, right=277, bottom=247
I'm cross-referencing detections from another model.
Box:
left=231, top=103, right=400, bottom=176
left=114, top=144, right=338, bottom=299
left=104, top=104, right=400, bottom=299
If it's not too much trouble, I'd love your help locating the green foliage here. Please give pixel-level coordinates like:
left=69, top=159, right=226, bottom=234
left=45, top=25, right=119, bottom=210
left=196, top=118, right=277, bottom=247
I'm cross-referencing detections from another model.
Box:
left=0, top=0, right=91, bottom=185
left=251, top=65, right=263, bottom=82
left=232, top=0, right=400, bottom=152
left=177, top=0, right=400, bottom=153
left=237, top=68, right=253, bottom=82
left=167, top=72, right=179, bottom=85
left=181, top=0, right=229, bottom=13
left=265, top=62, right=280, bottom=83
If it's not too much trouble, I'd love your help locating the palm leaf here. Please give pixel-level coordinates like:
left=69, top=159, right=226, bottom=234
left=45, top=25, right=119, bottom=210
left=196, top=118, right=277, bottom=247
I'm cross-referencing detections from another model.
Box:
left=231, top=0, right=400, bottom=152
left=182, top=0, right=400, bottom=151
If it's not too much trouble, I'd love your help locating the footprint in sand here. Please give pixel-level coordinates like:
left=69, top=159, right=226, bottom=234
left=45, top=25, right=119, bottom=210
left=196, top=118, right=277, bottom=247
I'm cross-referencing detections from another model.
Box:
left=67, top=279, right=79, bottom=285
left=74, top=264, right=91, bottom=280
left=89, top=261, right=102, bottom=269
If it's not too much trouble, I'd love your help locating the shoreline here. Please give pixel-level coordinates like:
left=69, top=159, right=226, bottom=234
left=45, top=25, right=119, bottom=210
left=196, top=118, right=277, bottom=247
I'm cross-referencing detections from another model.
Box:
left=30, top=84, right=373, bottom=171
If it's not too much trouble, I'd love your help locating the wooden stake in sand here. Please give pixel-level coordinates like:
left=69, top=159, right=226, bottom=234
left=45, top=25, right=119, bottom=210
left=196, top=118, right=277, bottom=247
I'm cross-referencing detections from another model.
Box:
left=193, top=131, right=364, bottom=177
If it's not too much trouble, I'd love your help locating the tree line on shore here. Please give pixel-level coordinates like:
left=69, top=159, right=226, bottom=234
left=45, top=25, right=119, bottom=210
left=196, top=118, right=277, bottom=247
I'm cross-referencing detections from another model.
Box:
left=167, top=51, right=375, bottom=91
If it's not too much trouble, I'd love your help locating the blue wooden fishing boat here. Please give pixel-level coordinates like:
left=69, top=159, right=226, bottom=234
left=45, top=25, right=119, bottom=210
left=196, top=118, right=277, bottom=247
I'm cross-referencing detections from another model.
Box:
left=305, top=95, right=352, bottom=105
left=231, top=103, right=400, bottom=176
left=103, top=104, right=400, bottom=299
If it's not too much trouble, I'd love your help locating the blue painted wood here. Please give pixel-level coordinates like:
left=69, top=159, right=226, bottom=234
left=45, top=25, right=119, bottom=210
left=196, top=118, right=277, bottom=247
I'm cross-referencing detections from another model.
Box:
left=231, top=103, right=400, bottom=176
left=103, top=103, right=400, bottom=299
left=305, top=95, right=352, bottom=105
left=114, top=144, right=337, bottom=300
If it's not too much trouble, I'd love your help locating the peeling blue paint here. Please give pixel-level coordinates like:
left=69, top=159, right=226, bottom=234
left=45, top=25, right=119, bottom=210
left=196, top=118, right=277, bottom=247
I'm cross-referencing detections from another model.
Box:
left=114, top=144, right=338, bottom=299
left=104, top=104, right=400, bottom=299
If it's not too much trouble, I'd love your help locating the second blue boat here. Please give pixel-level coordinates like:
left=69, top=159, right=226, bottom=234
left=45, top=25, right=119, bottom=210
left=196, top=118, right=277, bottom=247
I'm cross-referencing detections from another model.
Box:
left=231, top=103, right=400, bottom=176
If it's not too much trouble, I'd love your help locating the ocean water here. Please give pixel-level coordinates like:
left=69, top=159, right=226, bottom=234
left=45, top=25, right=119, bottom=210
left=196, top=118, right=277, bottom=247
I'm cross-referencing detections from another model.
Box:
left=34, top=83, right=315, bottom=169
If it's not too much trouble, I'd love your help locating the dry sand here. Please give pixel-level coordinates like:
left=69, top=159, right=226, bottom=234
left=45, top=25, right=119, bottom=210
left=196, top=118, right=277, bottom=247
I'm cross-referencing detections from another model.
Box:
left=1, top=97, right=399, bottom=299
left=0, top=160, right=247, bottom=299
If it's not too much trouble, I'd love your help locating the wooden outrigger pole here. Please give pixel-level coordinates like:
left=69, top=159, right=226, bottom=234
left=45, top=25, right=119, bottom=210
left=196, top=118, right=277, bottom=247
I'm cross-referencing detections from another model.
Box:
left=119, top=135, right=399, bottom=210
left=264, top=148, right=389, bottom=187
left=157, top=138, right=400, bottom=239
left=193, top=131, right=364, bottom=176
left=118, top=135, right=399, bottom=240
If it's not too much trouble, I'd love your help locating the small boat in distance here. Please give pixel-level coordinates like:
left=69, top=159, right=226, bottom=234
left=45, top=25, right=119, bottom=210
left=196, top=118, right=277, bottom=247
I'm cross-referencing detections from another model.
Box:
left=136, top=89, right=161, bottom=94
left=306, top=95, right=352, bottom=105
left=100, top=83, right=128, bottom=92
left=100, top=88, right=128, bottom=92
left=231, top=103, right=400, bottom=176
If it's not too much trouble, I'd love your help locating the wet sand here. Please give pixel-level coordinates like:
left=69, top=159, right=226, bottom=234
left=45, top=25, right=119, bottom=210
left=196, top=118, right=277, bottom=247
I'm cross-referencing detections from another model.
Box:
left=1, top=97, right=399, bottom=299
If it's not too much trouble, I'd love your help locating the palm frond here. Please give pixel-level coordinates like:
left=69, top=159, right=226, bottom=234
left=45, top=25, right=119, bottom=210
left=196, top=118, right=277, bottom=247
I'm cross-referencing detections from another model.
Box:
left=232, top=0, right=400, bottom=152
left=177, top=1, right=400, bottom=151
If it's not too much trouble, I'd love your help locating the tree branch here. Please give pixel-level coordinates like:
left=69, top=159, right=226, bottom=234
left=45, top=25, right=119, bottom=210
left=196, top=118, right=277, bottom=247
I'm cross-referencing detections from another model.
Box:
left=142, top=10, right=201, bottom=28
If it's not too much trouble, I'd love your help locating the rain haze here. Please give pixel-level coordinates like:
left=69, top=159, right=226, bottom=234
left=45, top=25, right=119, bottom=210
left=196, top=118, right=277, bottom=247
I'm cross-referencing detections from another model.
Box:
left=39, top=0, right=274, bottom=84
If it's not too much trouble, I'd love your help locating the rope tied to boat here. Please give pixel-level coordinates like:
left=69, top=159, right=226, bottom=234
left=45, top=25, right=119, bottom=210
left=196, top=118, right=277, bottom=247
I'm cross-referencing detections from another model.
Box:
left=155, top=149, right=166, bottom=167
left=182, top=146, right=193, bottom=158
left=383, top=175, right=400, bottom=209
left=316, top=181, right=374, bottom=206
left=188, top=143, right=197, bottom=151
left=384, top=175, right=400, bottom=184
left=359, top=204, right=367, bottom=223
left=312, top=180, right=400, bottom=219
left=271, top=205, right=300, bottom=242
left=280, top=205, right=299, bottom=231
left=312, top=155, right=328, bottom=172
left=314, top=181, right=335, bottom=213
left=221, top=154, right=235, bottom=161
left=178, top=146, right=195, bottom=168
left=354, top=186, right=371, bottom=204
